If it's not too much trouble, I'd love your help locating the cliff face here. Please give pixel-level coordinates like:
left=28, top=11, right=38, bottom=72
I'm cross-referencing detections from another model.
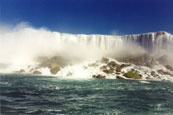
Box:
left=55, top=31, right=173, bottom=52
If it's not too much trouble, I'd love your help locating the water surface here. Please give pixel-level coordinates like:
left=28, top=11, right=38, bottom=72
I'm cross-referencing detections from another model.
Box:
left=0, top=74, right=173, bottom=115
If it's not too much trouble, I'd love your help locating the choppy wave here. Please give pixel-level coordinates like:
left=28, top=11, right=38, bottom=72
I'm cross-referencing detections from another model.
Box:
left=1, top=74, right=173, bottom=114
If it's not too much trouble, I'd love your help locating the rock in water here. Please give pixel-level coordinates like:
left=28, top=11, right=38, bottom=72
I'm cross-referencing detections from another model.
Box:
left=100, top=65, right=108, bottom=70
left=92, top=74, right=105, bottom=79
left=38, top=56, right=69, bottom=68
left=157, top=69, right=173, bottom=76
left=19, top=69, right=25, bottom=73
left=37, top=56, right=63, bottom=74
left=107, top=61, right=119, bottom=68
left=165, top=65, right=173, bottom=71
left=117, top=76, right=126, bottom=79
left=103, top=68, right=114, bottom=74
left=50, top=66, right=60, bottom=74
left=151, top=71, right=158, bottom=77
left=33, top=71, right=42, bottom=75
left=120, top=53, right=157, bottom=68
left=124, top=72, right=142, bottom=79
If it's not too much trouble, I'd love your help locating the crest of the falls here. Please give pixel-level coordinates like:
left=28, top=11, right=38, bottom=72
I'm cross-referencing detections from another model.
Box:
left=55, top=31, right=173, bottom=52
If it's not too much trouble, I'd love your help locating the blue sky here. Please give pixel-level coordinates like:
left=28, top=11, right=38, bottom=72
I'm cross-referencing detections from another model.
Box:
left=0, top=0, right=173, bottom=35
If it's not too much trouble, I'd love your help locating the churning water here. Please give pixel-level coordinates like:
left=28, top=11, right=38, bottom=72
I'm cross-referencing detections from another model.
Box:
left=1, top=74, right=173, bottom=115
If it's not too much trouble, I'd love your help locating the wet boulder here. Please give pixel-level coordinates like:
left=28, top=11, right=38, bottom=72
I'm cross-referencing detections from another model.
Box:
left=33, top=71, right=42, bottom=75
left=151, top=71, right=158, bottom=77
left=157, top=69, right=165, bottom=75
left=117, top=76, right=125, bottom=79
left=120, top=64, right=131, bottom=69
left=19, top=69, right=25, bottom=73
left=146, top=77, right=150, bottom=80
left=116, top=66, right=121, bottom=72
left=103, top=68, right=114, bottom=74
left=157, top=69, right=172, bottom=76
left=39, top=56, right=69, bottom=68
left=50, top=66, right=60, bottom=74
left=100, top=65, right=108, bottom=70
left=124, top=72, right=142, bottom=79
left=92, top=74, right=105, bottom=79
left=49, top=63, right=59, bottom=69
left=165, top=65, right=173, bottom=71
left=120, top=53, right=157, bottom=68
left=130, top=69, right=139, bottom=74
left=107, top=61, right=119, bottom=68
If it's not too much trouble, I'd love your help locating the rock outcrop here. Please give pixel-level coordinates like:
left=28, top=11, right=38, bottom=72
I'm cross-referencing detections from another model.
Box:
left=123, top=72, right=142, bottom=79
left=33, top=71, right=42, bottom=75
left=19, top=69, right=25, bottom=73
left=165, top=65, right=173, bottom=71
left=37, top=56, right=64, bottom=74
left=50, top=66, right=61, bottom=74
left=92, top=74, right=105, bottom=79
left=119, top=53, right=157, bottom=68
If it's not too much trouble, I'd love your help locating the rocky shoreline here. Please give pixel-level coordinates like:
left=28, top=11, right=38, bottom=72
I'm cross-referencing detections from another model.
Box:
left=17, top=53, right=173, bottom=81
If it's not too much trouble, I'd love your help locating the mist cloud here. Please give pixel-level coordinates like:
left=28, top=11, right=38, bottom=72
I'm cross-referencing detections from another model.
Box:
left=0, top=22, right=147, bottom=67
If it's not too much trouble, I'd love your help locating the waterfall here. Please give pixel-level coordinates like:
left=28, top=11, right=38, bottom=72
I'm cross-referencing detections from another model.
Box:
left=0, top=26, right=172, bottom=68
left=55, top=31, right=173, bottom=52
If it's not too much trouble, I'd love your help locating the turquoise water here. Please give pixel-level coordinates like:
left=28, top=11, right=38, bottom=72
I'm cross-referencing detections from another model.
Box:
left=0, top=74, right=173, bottom=115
